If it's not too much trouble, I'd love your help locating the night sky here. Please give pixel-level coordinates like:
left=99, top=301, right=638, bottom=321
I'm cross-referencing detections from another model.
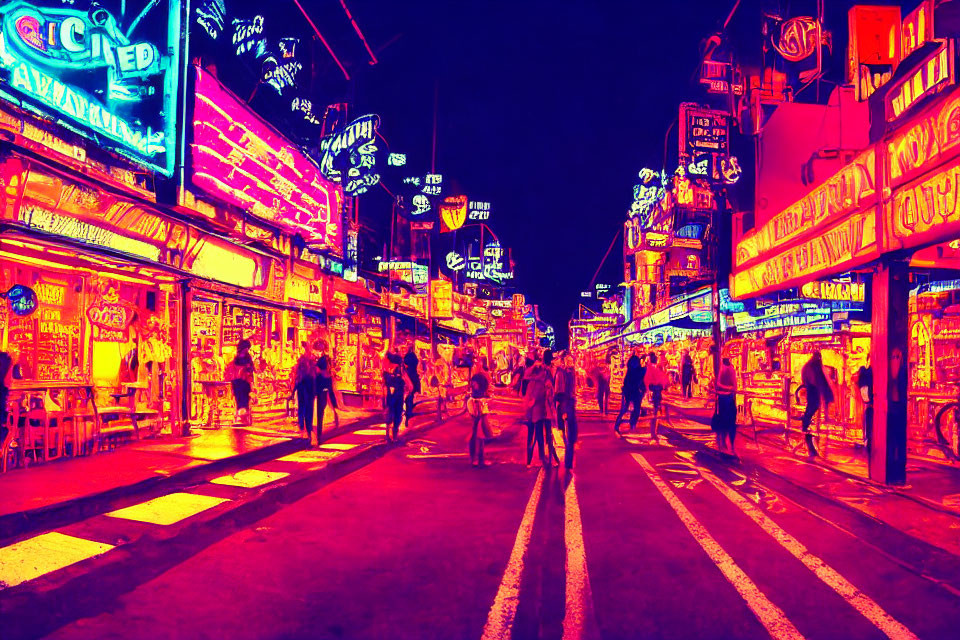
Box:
left=350, top=1, right=723, bottom=346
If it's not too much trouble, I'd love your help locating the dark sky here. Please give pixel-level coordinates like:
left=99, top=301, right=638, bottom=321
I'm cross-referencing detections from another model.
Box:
left=346, top=1, right=728, bottom=345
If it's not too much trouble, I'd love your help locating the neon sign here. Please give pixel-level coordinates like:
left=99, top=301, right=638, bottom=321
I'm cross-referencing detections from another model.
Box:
left=630, top=168, right=666, bottom=228
left=439, top=195, right=467, bottom=232
left=445, top=251, right=465, bottom=271
left=191, top=67, right=343, bottom=254
left=0, top=0, right=181, bottom=175
left=195, top=0, right=225, bottom=40
left=892, top=156, right=960, bottom=249
left=772, top=16, right=830, bottom=63
left=2, top=284, right=37, bottom=316
left=344, top=229, right=358, bottom=283
left=232, top=15, right=265, bottom=56
left=800, top=279, right=865, bottom=302
left=468, top=201, right=491, bottom=221
left=679, top=103, right=728, bottom=158
left=317, top=114, right=381, bottom=196
left=736, top=148, right=876, bottom=267
left=388, top=153, right=406, bottom=166
left=423, top=173, right=443, bottom=196
left=885, top=42, right=954, bottom=123
left=902, top=0, right=934, bottom=60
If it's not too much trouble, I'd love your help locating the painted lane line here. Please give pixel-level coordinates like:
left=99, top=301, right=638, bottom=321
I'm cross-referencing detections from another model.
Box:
left=631, top=453, right=805, bottom=640
left=698, top=467, right=919, bottom=640
left=481, top=468, right=545, bottom=640
left=353, top=428, right=387, bottom=435
left=0, top=532, right=114, bottom=590
left=106, top=492, right=230, bottom=526
left=562, top=476, right=598, bottom=640
left=210, top=468, right=291, bottom=488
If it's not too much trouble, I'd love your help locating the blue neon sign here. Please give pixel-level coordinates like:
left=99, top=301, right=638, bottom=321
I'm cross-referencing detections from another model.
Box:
left=0, top=0, right=181, bottom=176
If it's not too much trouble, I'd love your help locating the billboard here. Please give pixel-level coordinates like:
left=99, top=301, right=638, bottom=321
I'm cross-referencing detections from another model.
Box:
left=0, top=0, right=183, bottom=175
left=191, top=66, right=344, bottom=254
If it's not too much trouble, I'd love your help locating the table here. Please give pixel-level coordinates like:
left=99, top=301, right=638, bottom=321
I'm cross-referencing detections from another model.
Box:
left=7, top=382, right=98, bottom=465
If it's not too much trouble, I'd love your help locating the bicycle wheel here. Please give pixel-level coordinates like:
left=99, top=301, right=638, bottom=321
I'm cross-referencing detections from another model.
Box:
left=934, top=402, right=960, bottom=460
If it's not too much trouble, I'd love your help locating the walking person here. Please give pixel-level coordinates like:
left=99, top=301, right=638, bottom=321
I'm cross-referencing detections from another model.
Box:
left=681, top=352, right=696, bottom=399
left=314, top=340, right=338, bottom=444
left=383, top=350, right=410, bottom=442
left=555, top=351, right=578, bottom=470
left=715, top=357, right=738, bottom=455
left=291, top=342, right=316, bottom=442
left=857, top=363, right=873, bottom=454
left=403, top=343, right=421, bottom=429
left=541, top=350, right=561, bottom=465
left=468, top=366, right=493, bottom=466
left=228, top=339, right=255, bottom=427
left=797, top=351, right=834, bottom=458
left=613, top=355, right=642, bottom=435
left=645, top=353, right=669, bottom=442
left=523, top=353, right=552, bottom=467
left=596, top=360, right=611, bottom=415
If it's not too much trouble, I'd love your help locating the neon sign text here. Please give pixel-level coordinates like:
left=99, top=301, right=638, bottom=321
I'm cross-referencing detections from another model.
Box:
left=468, top=201, right=490, bottom=221
left=892, top=157, right=960, bottom=249
left=317, top=114, right=381, bottom=196
left=423, top=173, right=442, bottom=196
left=388, top=153, right=406, bottom=166
left=886, top=42, right=953, bottom=123
left=800, top=279, right=865, bottom=302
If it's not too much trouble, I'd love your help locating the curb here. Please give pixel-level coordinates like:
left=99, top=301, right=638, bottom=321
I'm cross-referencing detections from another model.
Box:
left=0, top=410, right=455, bottom=640
left=0, top=412, right=387, bottom=543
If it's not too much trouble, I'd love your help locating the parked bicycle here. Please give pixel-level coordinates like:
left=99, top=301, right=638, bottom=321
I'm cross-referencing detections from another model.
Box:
left=932, top=389, right=960, bottom=461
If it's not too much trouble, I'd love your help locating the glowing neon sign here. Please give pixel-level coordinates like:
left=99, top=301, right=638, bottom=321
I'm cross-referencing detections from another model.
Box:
left=440, top=195, right=467, bottom=232
left=388, top=153, right=406, bottom=166
left=423, top=173, right=443, bottom=196
left=885, top=42, right=954, bottom=123
left=446, top=251, right=465, bottom=271
left=317, top=114, right=381, bottom=196
left=800, top=279, right=865, bottom=302
left=468, top=201, right=490, bottom=221
left=0, top=0, right=181, bottom=175
left=630, top=168, right=666, bottom=227
left=772, top=16, right=830, bottom=63
left=191, top=67, right=343, bottom=254
left=195, top=0, right=225, bottom=40
left=232, top=15, right=265, bottom=56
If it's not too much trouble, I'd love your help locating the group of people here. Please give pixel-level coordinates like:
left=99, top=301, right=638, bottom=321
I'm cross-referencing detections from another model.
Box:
left=604, top=352, right=669, bottom=440
left=381, top=343, right=421, bottom=442
left=518, top=349, right=578, bottom=469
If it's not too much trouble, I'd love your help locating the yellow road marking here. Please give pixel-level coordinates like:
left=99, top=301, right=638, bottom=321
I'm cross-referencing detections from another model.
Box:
left=631, top=453, right=805, bottom=640
left=698, top=467, right=918, bottom=640
left=482, top=469, right=545, bottom=640
left=563, top=476, right=598, bottom=640
left=277, top=450, right=340, bottom=463
left=209, top=469, right=290, bottom=488
left=106, top=493, right=229, bottom=525
left=0, top=532, right=114, bottom=590
left=318, top=442, right=358, bottom=451
left=353, top=429, right=386, bottom=435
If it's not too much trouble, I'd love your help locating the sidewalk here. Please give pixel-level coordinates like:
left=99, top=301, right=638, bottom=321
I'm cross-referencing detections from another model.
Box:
left=0, top=407, right=382, bottom=540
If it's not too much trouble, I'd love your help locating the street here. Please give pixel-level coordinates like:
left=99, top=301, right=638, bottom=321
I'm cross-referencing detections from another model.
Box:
left=1, top=396, right=954, bottom=640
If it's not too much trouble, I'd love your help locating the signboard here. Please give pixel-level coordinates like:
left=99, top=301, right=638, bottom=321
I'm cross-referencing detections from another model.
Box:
left=885, top=41, right=954, bottom=124
left=679, top=103, right=729, bottom=163
left=0, top=0, right=182, bottom=175
left=699, top=60, right=744, bottom=95
left=847, top=5, right=901, bottom=101
left=429, top=279, right=453, bottom=319
left=317, top=114, right=381, bottom=196
left=901, top=0, right=934, bottom=60
left=468, top=201, right=490, bottom=221
left=192, top=67, right=343, bottom=254
left=800, top=279, right=866, bottom=303
left=439, top=195, right=467, bottom=232
left=378, top=260, right=428, bottom=294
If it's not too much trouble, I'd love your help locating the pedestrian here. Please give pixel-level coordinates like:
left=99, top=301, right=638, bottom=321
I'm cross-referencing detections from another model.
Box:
left=645, top=353, right=669, bottom=442
left=520, top=355, right=535, bottom=396
left=314, top=339, right=338, bottom=444
left=403, top=343, right=421, bottom=429
left=383, top=350, right=410, bottom=442
left=637, top=352, right=649, bottom=416
left=681, top=352, right=696, bottom=399
left=291, top=342, right=316, bottom=441
left=467, top=365, right=494, bottom=466
left=555, top=351, right=578, bottom=470
left=228, top=339, right=255, bottom=426
left=541, top=350, right=561, bottom=465
left=613, top=355, right=642, bottom=435
left=522, top=353, right=552, bottom=467
left=596, top=360, right=611, bottom=414
left=857, top=363, right=873, bottom=453
left=797, top=350, right=835, bottom=458
left=715, top=357, right=738, bottom=454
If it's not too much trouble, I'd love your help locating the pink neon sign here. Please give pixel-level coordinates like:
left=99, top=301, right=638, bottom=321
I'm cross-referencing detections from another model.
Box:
left=191, top=67, right=343, bottom=254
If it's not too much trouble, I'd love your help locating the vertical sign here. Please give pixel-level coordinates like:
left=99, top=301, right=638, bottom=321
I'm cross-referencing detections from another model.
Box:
left=678, top=103, right=729, bottom=182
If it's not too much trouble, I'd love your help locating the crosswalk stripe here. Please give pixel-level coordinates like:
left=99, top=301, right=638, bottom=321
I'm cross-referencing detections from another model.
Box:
left=210, top=469, right=290, bottom=488
left=631, top=453, right=805, bottom=640
left=0, top=532, right=114, bottom=590
left=698, top=466, right=918, bottom=640
left=482, top=469, right=545, bottom=640
left=562, top=476, right=598, bottom=640
left=318, top=442, right=358, bottom=451
left=106, top=493, right=230, bottom=525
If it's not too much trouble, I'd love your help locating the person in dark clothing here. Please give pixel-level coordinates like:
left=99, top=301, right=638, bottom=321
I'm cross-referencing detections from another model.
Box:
left=314, top=340, right=337, bottom=444
left=383, top=352, right=408, bottom=442
left=857, top=364, right=874, bottom=454
left=681, top=353, right=696, bottom=399
left=637, top=354, right=648, bottom=416
left=797, top=351, right=834, bottom=458
left=403, top=345, right=421, bottom=428
left=229, top=339, right=255, bottom=426
left=613, top=355, right=643, bottom=435
left=555, top=351, right=578, bottom=470
left=291, top=342, right=316, bottom=442
left=468, top=368, right=493, bottom=466
left=520, top=357, right=534, bottom=396
left=596, top=362, right=610, bottom=414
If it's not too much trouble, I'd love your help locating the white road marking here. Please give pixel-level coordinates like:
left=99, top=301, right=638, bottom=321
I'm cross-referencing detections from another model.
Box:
left=481, top=469, right=545, bottom=640
left=563, top=476, right=598, bottom=640
left=0, top=532, right=114, bottom=590
left=209, top=468, right=290, bottom=488
left=406, top=452, right=469, bottom=459
left=698, top=466, right=919, bottom=640
left=631, top=453, right=805, bottom=640
left=106, top=493, right=229, bottom=525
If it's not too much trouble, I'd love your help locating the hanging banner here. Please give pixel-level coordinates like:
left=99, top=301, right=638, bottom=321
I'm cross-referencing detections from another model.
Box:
left=430, top=279, right=453, bottom=319
left=0, top=0, right=183, bottom=175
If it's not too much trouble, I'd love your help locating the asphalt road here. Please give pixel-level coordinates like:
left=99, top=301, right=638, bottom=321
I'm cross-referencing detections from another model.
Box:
left=30, top=396, right=960, bottom=639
